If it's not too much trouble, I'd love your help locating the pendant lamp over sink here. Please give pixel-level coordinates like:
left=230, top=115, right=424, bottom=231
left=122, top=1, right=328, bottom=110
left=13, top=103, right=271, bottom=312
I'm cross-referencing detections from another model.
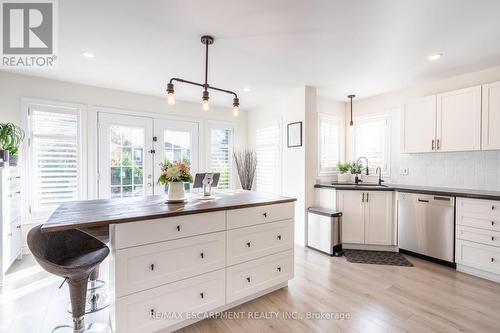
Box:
left=166, top=35, right=240, bottom=116
left=348, top=94, right=355, bottom=126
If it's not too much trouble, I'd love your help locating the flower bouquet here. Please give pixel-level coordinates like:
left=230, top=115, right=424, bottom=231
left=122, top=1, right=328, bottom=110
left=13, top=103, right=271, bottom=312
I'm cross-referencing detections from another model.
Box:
left=158, top=161, right=193, bottom=201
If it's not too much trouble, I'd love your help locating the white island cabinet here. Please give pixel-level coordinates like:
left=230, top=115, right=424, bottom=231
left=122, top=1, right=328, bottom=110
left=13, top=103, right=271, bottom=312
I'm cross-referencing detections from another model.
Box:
left=110, top=200, right=295, bottom=333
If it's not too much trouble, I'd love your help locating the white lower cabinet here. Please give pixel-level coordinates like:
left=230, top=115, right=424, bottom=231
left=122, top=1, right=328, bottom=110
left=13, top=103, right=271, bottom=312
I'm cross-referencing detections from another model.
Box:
left=456, top=197, right=500, bottom=282
left=337, top=190, right=394, bottom=246
left=111, top=202, right=295, bottom=333
left=226, top=250, right=293, bottom=303
left=115, top=269, right=226, bottom=333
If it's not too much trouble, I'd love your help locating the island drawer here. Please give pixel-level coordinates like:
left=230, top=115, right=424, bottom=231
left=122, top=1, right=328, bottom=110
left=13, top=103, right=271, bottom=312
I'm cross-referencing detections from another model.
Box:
left=115, top=269, right=225, bottom=333
left=226, top=220, right=293, bottom=266
left=112, top=211, right=226, bottom=249
left=457, top=225, right=500, bottom=248
left=457, top=197, right=500, bottom=218
left=226, top=202, right=294, bottom=229
left=456, top=215, right=500, bottom=232
left=226, top=250, right=293, bottom=303
left=456, top=239, right=500, bottom=275
left=115, top=232, right=226, bottom=297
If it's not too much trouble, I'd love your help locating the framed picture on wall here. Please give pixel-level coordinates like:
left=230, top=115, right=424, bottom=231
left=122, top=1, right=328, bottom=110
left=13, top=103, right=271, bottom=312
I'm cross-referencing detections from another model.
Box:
left=287, top=121, right=302, bottom=147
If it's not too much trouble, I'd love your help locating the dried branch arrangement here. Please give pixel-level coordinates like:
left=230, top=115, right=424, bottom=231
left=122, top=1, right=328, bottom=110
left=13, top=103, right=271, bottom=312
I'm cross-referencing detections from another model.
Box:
left=233, top=150, right=257, bottom=190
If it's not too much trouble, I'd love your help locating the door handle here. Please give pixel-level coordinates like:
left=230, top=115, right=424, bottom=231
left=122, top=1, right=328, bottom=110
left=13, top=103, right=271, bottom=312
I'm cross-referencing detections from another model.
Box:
left=418, top=199, right=429, bottom=203
left=432, top=139, right=435, bottom=151
left=436, top=139, right=440, bottom=150
left=366, top=192, right=369, bottom=202
left=362, top=192, right=365, bottom=202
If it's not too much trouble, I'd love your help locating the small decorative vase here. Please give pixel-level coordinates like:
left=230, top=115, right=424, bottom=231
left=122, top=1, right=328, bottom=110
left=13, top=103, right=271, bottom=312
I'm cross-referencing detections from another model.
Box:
left=168, top=181, right=185, bottom=201
left=337, top=173, right=349, bottom=183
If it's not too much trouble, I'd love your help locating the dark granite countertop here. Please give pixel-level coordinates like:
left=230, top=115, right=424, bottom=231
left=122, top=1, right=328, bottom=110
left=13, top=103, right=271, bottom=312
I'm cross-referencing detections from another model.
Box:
left=314, top=183, right=500, bottom=201
left=42, top=191, right=296, bottom=233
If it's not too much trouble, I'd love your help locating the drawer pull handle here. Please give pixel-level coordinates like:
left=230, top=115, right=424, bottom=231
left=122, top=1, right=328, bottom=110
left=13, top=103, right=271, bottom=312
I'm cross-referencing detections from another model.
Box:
left=200, top=292, right=204, bottom=299
left=492, top=221, right=495, bottom=226
left=492, top=258, right=495, bottom=262
left=246, top=242, right=251, bottom=247
left=200, top=252, right=204, bottom=259
left=277, top=266, right=281, bottom=272
left=16, top=225, right=21, bottom=229
left=150, top=264, right=155, bottom=271
left=493, top=206, right=496, bottom=211
left=150, top=309, right=155, bottom=317
left=176, top=225, right=181, bottom=231
left=263, top=212, right=268, bottom=218
left=277, top=235, right=282, bottom=240
left=246, top=277, right=251, bottom=283
left=492, top=236, right=495, bottom=241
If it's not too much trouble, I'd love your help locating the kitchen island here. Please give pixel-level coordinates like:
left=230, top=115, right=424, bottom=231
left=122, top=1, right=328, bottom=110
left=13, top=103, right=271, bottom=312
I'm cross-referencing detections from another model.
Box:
left=43, top=191, right=296, bottom=333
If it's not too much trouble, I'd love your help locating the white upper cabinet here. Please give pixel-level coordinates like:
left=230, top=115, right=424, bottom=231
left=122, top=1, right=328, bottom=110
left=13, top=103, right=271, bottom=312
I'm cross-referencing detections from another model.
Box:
left=436, top=86, right=481, bottom=152
left=401, top=96, right=436, bottom=153
left=402, top=85, right=482, bottom=153
left=482, top=81, right=500, bottom=150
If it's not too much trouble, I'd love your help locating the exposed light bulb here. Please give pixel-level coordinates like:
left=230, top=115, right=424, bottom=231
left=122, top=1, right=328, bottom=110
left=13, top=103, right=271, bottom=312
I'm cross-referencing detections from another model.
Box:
left=428, top=53, right=443, bottom=61
left=233, top=106, right=239, bottom=117
left=202, top=99, right=210, bottom=111
left=167, top=92, right=175, bottom=105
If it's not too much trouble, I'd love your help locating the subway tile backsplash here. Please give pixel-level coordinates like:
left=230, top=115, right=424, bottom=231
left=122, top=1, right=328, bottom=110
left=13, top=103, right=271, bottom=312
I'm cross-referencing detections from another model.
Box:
left=391, top=150, right=500, bottom=191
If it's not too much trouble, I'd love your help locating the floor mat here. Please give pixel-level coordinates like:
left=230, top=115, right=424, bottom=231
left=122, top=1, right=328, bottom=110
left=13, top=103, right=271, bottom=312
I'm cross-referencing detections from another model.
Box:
left=344, top=250, right=413, bottom=266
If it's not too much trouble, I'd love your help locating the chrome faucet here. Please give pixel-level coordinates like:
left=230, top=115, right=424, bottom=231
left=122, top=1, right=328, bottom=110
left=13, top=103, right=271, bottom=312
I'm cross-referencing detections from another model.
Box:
left=376, top=166, right=384, bottom=185
left=356, top=157, right=370, bottom=176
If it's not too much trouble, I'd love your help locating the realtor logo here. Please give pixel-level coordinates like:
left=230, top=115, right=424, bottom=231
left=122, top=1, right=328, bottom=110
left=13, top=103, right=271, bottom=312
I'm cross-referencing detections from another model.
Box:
left=1, top=0, right=57, bottom=67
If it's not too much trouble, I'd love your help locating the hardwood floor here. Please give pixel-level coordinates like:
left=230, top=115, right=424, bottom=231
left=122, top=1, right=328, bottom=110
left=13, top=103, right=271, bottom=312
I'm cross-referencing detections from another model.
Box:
left=1, top=248, right=500, bottom=333
left=178, top=247, right=500, bottom=333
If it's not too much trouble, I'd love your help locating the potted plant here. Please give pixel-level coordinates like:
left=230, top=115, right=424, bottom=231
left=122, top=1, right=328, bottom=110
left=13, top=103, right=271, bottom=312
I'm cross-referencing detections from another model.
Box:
left=336, top=162, right=352, bottom=183
left=158, top=161, right=193, bottom=201
left=350, top=162, right=363, bottom=183
left=0, top=123, right=25, bottom=166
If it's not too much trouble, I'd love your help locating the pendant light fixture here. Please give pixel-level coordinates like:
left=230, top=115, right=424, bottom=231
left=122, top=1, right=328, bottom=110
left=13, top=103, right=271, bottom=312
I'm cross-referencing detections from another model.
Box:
left=348, top=94, right=355, bottom=126
left=166, top=35, right=240, bottom=116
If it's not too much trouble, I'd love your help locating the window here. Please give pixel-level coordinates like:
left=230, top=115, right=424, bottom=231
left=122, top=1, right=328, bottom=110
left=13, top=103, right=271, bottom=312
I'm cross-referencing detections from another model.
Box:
left=27, top=103, right=83, bottom=220
left=318, top=115, right=341, bottom=174
left=256, top=124, right=281, bottom=194
left=353, top=115, right=390, bottom=174
left=208, top=124, right=234, bottom=189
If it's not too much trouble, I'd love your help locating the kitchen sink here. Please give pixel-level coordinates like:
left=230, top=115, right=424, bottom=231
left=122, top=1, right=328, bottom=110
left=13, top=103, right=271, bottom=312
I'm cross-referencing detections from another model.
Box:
left=330, top=182, right=389, bottom=188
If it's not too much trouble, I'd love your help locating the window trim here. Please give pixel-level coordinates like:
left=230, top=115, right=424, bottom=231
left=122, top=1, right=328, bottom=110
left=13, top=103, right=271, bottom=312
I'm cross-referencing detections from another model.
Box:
left=206, top=120, right=235, bottom=190
left=22, top=98, right=87, bottom=223
left=317, top=114, right=342, bottom=176
left=255, top=122, right=282, bottom=194
left=352, top=112, right=391, bottom=177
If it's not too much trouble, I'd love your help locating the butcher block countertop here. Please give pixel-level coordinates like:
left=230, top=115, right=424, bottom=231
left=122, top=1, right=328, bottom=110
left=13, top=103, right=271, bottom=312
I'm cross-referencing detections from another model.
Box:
left=41, top=191, right=296, bottom=233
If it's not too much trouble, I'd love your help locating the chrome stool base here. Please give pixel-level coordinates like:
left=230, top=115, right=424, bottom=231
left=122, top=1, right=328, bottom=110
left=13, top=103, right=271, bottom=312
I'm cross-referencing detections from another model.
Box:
left=51, top=323, right=112, bottom=333
left=67, top=291, right=110, bottom=314
left=87, top=279, right=105, bottom=291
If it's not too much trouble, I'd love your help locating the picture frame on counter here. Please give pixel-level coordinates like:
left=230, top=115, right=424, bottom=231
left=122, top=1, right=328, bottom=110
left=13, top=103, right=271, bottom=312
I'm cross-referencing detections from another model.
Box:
left=287, top=121, right=302, bottom=147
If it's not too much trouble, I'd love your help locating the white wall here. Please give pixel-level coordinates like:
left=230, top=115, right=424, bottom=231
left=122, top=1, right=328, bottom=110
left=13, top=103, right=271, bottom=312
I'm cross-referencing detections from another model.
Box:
left=347, top=65, right=500, bottom=190
left=248, top=87, right=309, bottom=245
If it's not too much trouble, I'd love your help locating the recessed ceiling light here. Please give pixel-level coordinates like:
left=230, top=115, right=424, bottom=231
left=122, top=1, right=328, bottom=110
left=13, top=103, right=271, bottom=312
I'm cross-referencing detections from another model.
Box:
left=243, top=87, right=251, bottom=92
left=428, top=53, right=443, bottom=61
left=82, top=51, right=95, bottom=58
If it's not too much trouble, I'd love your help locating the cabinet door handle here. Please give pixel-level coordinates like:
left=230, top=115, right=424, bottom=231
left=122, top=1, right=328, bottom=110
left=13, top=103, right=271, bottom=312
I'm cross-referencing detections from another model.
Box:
left=492, top=206, right=496, bottom=211
left=246, top=242, right=251, bottom=247
left=277, top=266, right=282, bottom=272
left=150, top=264, right=155, bottom=271
left=492, top=236, right=495, bottom=241
left=176, top=225, right=181, bottom=231
left=492, top=221, right=495, bottom=226
left=362, top=193, right=365, bottom=202
left=263, top=212, right=268, bottom=218
left=432, top=139, right=435, bottom=151
left=200, top=292, right=204, bottom=299
left=246, top=277, right=251, bottom=283
left=277, top=235, right=282, bottom=240
left=366, top=192, right=369, bottom=202
left=150, top=309, right=155, bottom=317
left=200, top=252, right=204, bottom=259
left=436, top=139, right=440, bottom=150
left=491, top=258, right=495, bottom=263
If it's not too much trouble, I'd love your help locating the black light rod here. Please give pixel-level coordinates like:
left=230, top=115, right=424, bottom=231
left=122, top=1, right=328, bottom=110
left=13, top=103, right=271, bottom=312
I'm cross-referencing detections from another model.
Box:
left=169, top=78, right=238, bottom=98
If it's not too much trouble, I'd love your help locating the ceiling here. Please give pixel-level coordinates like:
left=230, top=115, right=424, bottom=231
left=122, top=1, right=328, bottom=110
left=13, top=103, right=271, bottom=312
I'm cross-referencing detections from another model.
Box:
left=6, top=0, right=500, bottom=109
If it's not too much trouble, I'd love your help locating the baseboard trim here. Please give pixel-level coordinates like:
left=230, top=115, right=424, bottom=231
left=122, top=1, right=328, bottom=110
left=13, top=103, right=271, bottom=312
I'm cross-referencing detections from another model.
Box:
left=457, top=264, right=500, bottom=283
left=343, top=243, right=397, bottom=252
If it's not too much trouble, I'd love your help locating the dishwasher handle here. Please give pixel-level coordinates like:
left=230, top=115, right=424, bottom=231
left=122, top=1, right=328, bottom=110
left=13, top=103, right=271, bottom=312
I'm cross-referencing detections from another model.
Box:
left=418, top=198, right=429, bottom=203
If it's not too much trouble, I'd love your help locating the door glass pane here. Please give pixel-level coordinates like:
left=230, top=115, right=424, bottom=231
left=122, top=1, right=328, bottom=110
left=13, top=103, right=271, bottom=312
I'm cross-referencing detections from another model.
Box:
left=163, top=130, right=192, bottom=193
left=109, top=125, right=145, bottom=198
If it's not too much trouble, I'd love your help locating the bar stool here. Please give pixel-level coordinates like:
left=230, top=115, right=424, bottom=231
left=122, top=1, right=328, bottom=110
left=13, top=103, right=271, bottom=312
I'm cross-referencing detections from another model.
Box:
left=27, top=225, right=112, bottom=333
left=66, top=228, right=110, bottom=315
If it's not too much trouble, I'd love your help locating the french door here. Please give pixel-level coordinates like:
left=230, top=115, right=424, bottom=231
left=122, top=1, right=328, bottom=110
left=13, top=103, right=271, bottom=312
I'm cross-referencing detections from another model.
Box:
left=98, top=113, right=154, bottom=199
left=153, top=119, right=199, bottom=195
left=97, top=112, right=199, bottom=198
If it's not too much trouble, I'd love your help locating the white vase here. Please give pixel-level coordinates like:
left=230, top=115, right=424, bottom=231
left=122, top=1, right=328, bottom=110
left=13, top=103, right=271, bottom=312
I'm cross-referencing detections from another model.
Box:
left=168, top=182, right=185, bottom=200
left=337, top=173, right=349, bottom=183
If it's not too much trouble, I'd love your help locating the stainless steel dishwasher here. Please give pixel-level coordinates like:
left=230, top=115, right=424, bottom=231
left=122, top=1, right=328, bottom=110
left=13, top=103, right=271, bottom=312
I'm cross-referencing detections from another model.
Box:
left=397, top=192, right=455, bottom=266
